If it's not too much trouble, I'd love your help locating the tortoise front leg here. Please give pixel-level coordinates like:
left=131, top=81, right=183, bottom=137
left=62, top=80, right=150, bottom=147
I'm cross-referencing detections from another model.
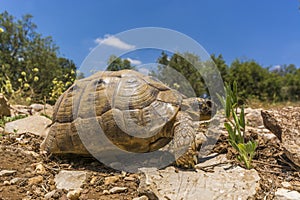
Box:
left=171, top=111, right=198, bottom=168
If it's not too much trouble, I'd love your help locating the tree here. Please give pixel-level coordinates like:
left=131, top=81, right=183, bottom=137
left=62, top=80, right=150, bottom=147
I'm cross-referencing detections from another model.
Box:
left=211, top=54, right=229, bottom=82
left=227, top=59, right=270, bottom=101
left=155, top=52, right=207, bottom=97
left=0, top=11, right=76, bottom=104
left=106, top=55, right=135, bottom=71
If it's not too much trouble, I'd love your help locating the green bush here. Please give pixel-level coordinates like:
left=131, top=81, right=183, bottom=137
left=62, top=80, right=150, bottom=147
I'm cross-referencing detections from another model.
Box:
left=0, top=11, right=76, bottom=104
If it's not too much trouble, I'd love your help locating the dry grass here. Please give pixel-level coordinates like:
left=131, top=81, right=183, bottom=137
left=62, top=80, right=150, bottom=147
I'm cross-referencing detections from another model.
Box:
left=245, top=99, right=300, bottom=109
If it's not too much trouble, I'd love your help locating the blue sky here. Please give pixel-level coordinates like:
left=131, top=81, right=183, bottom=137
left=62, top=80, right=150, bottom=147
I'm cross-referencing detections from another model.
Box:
left=1, top=0, right=300, bottom=70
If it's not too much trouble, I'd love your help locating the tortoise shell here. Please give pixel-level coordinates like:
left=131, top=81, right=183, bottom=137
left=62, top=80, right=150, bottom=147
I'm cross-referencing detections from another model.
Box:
left=47, top=70, right=183, bottom=154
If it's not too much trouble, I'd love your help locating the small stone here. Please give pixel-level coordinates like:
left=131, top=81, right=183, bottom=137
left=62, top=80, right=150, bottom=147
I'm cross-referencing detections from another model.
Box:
left=24, top=150, right=40, bottom=158
left=121, top=171, right=127, bottom=177
left=133, top=196, right=149, bottom=200
left=104, top=176, right=119, bottom=185
left=0, top=170, right=16, bottom=176
left=34, top=163, right=47, bottom=175
left=124, top=176, right=135, bottom=181
left=54, top=170, right=87, bottom=190
left=262, top=128, right=270, bottom=133
left=257, top=125, right=265, bottom=129
left=103, top=189, right=109, bottom=195
left=90, top=176, right=97, bottom=185
left=262, top=133, right=277, bottom=140
left=34, top=187, right=43, bottom=196
left=28, top=175, right=43, bottom=185
left=281, top=181, right=292, bottom=188
left=10, top=178, right=24, bottom=185
left=275, top=188, right=300, bottom=200
left=30, top=104, right=44, bottom=112
left=67, top=189, right=81, bottom=200
left=44, top=190, right=56, bottom=199
left=3, top=180, right=10, bottom=185
left=109, top=186, right=128, bottom=194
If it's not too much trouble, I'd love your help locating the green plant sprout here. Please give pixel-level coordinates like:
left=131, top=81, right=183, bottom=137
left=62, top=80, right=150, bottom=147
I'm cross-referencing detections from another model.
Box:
left=218, top=81, right=258, bottom=169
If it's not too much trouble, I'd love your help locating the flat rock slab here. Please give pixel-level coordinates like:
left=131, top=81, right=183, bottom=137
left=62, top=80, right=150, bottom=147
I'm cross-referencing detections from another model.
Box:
left=54, top=170, right=87, bottom=190
left=138, top=166, right=260, bottom=200
left=4, top=115, right=51, bottom=137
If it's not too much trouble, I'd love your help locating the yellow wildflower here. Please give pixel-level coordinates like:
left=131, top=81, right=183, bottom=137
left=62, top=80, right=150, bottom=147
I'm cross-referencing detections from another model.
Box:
left=33, top=76, right=39, bottom=82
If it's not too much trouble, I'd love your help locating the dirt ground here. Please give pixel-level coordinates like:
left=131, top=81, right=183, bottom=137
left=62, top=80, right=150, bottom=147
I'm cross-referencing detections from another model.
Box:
left=0, top=128, right=299, bottom=199
left=0, top=132, right=139, bottom=200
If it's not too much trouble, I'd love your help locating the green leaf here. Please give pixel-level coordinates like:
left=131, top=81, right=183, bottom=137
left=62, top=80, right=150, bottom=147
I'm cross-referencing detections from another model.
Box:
left=232, top=81, right=238, bottom=104
left=239, top=106, right=245, bottom=128
left=224, top=122, right=235, bottom=141
left=225, top=93, right=232, bottom=118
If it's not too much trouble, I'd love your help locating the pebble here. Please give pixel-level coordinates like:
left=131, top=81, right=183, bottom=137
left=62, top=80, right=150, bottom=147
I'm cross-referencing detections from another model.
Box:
left=275, top=188, right=300, bottom=200
left=102, top=189, right=109, bottom=195
left=3, top=180, right=10, bottom=185
left=67, top=189, right=82, bottom=200
left=133, top=196, right=149, bottom=200
left=0, top=170, right=17, bottom=176
left=28, top=175, right=43, bottom=185
left=104, top=175, right=119, bottom=185
left=10, top=177, right=24, bottom=185
left=44, top=190, right=56, bottom=199
left=54, top=170, right=87, bottom=190
left=281, top=181, right=292, bottom=188
left=34, top=163, right=47, bottom=175
left=262, top=128, right=270, bottom=133
left=90, top=176, right=97, bottom=185
left=109, top=186, right=128, bottom=194
left=124, top=176, right=135, bottom=181
left=261, top=133, right=276, bottom=140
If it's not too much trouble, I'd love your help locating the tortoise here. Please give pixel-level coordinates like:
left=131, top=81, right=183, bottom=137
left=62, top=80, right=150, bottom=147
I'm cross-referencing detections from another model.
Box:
left=262, top=107, right=300, bottom=167
left=42, top=70, right=213, bottom=168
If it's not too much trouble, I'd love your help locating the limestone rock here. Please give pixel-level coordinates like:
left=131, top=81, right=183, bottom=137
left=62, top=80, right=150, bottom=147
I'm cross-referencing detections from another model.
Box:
left=0, top=169, right=16, bottom=176
left=30, top=103, right=53, bottom=116
left=195, top=153, right=231, bottom=170
left=133, top=195, right=149, bottom=200
left=138, top=166, right=260, bottom=200
left=66, top=189, right=82, bottom=200
left=104, top=175, right=119, bottom=185
left=44, top=190, right=56, bottom=199
left=4, top=115, right=51, bottom=137
left=262, top=107, right=300, bottom=167
left=28, top=175, right=43, bottom=185
left=275, top=188, right=300, bottom=200
left=54, top=170, right=87, bottom=190
left=109, top=186, right=128, bottom=194
left=245, top=108, right=263, bottom=127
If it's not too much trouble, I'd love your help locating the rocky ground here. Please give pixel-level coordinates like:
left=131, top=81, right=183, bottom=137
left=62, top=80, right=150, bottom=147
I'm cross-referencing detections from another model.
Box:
left=0, top=101, right=299, bottom=199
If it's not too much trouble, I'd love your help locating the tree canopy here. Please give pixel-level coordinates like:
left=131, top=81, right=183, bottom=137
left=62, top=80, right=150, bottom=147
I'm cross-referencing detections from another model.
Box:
left=0, top=11, right=76, bottom=104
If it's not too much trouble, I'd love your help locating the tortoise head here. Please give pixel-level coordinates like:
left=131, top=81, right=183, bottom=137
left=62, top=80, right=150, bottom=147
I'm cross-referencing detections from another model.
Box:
left=181, top=98, right=214, bottom=121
